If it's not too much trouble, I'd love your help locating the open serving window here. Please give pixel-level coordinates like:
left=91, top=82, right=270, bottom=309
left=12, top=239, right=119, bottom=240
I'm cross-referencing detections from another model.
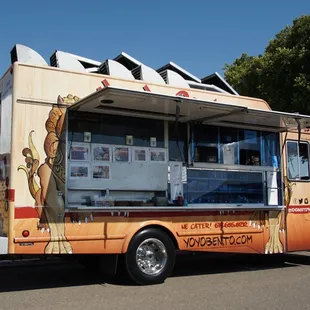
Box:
left=68, top=87, right=310, bottom=131
left=66, top=86, right=310, bottom=210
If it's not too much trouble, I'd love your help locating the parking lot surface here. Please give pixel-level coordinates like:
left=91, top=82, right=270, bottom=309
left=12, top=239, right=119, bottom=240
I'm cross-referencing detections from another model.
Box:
left=0, top=252, right=310, bottom=310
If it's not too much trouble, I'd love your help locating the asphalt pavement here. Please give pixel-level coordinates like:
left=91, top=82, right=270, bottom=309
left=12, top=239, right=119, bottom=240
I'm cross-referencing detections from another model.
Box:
left=0, top=251, right=309, bottom=310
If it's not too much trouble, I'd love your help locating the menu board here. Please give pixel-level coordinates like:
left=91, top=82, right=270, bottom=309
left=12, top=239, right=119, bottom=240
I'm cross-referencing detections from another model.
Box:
left=68, top=143, right=168, bottom=191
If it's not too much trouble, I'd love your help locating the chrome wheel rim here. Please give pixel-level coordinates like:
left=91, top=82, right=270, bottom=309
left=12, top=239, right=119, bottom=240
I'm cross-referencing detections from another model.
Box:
left=136, top=238, right=167, bottom=275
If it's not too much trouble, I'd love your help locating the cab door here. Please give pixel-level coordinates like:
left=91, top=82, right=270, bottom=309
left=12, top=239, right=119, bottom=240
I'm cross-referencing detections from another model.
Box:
left=285, top=139, right=310, bottom=251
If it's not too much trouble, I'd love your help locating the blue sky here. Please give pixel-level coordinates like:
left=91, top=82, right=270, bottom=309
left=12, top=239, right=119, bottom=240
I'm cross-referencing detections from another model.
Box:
left=0, top=0, right=309, bottom=79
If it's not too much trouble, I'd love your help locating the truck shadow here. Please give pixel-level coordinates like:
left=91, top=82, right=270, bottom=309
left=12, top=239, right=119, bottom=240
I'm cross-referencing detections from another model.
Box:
left=171, top=251, right=310, bottom=277
left=0, top=252, right=309, bottom=291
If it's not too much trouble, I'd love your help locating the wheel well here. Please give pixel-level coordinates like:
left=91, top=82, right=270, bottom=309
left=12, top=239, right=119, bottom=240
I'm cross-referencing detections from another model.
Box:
left=135, top=225, right=179, bottom=250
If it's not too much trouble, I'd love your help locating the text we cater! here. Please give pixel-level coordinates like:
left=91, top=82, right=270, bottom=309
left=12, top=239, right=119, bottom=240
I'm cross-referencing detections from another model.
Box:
left=182, top=221, right=249, bottom=230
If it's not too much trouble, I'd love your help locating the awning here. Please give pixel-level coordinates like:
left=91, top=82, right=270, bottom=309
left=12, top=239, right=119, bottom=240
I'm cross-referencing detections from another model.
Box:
left=68, top=87, right=310, bottom=132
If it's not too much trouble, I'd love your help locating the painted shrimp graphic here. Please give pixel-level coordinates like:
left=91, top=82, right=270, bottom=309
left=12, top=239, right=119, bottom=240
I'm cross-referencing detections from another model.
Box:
left=248, top=175, right=295, bottom=254
left=18, top=94, right=80, bottom=254
left=247, top=210, right=284, bottom=254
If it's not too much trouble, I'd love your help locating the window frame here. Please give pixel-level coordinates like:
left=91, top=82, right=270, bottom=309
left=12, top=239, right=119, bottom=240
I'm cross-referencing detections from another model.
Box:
left=192, top=124, right=279, bottom=168
left=286, top=140, right=310, bottom=182
left=68, top=111, right=165, bottom=148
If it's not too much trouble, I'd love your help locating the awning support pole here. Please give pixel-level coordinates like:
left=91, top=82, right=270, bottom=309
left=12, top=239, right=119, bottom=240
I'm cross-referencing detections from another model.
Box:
left=174, top=103, right=185, bottom=163
left=295, top=118, right=301, bottom=144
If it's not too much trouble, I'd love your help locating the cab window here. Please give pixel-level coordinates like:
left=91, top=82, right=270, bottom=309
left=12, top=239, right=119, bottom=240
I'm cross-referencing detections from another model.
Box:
left=287, top=141, right=310, bottom=180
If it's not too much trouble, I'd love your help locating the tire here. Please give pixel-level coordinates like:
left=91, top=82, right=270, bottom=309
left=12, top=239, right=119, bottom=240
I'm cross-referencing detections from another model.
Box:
left=125, top=228, right=176, bottom=285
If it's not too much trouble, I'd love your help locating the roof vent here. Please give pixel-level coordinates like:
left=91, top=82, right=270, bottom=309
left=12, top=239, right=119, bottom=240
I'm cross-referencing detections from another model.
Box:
left=187, top=80, right=229, bottom=94
left=50, top=51, right=100, bottom=73
left=114, top=52, right=142, bottom=71
left=132, top=65, right=165, bottom=84
left=98, top=59, right=135, bottom=80
left=50, top=52, right=57, bottom=67
left=201, top=72, right=239, bottom=95
left=49, top=51, right=86, bottom=72
left=157, top=61, right=201, bottom=83
left=159, top=69, right=190, bottom=88
left=10, top=44, right=48, bottom=66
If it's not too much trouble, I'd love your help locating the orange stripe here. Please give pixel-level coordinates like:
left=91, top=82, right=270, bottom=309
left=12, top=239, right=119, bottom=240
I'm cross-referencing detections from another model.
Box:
left=15, top=206, right=254, bottom=219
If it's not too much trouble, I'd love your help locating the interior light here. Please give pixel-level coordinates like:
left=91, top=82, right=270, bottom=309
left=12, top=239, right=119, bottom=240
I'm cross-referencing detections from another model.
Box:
left=100, top=99, right=114, bottom=104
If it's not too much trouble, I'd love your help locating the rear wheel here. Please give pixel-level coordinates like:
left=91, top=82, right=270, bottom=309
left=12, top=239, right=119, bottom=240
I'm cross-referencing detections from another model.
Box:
left=125, top=228, right=175, bottom=285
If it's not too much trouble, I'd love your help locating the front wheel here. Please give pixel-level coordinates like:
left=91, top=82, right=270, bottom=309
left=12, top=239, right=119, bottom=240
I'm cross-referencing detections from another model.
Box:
left=125, top=228, right=176, bottom=285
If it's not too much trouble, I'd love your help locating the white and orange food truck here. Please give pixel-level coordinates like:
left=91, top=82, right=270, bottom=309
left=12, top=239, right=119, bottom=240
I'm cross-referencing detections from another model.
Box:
left=0, top=44, right=310, bottom=285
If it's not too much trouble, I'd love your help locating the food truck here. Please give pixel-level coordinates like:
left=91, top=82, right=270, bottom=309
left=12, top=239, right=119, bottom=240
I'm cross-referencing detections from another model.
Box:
left=1, top=44, right=310, bottom=285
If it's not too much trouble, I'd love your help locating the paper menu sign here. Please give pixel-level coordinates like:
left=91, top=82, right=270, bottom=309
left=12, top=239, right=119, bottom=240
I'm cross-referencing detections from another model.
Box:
left=266, top=171, right=278, bottom=205
left=223, top=144, right=235, bottom=165
left=168, top=162, right=185, bottom=200
left=168, top=162, right=184, bottom=182
left=268, top=188, right=278, bottom=205
left=171, top=163, right=182, bottom=182
left=182, top=167, right=187, bottom=183
left=267, top=171, right=277, bottom=188
left=171, top=182, right=183, bottom=200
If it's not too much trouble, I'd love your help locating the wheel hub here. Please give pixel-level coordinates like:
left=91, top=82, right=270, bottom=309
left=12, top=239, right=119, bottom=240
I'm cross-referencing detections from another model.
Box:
left=136, top=238, right=167, bottom=276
